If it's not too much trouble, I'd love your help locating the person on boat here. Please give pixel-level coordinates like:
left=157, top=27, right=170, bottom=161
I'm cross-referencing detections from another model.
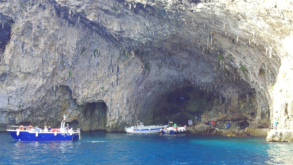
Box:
left=44, top=126, right=48, bottom=132
left=48, top=126, right=52, bottom=132
left=35, top=126, right=41, bottom=132
left=194, top=115, right=198, bottom=124
left=27, top=125, right=33, bottom=131
left=66, top=124, right=71, bottom=130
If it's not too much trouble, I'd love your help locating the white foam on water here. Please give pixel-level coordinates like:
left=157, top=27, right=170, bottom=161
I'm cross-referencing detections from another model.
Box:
left=87, top=141, right=107, bottom=143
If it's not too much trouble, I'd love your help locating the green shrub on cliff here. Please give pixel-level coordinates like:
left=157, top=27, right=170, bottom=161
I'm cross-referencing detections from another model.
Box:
left=145, top=63, right=150, bottom=71
left=81, top=47, right=86, bottom=54
left=68, top=70, right=72, bottom=78
left=124, top=52, right=129, bottom=57
left=218, top=54, right=223, bottom=60
left=240, top=65, right=249, bottom=75
left=94, top=49, right=97, bottom=57
left=111, top=7, right=119, bottom=12
left=240, top=66, right=246, bottom=71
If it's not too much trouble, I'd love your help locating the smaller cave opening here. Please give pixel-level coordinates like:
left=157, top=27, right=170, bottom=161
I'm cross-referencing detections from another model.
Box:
left=78, top=101, right=108, bottom=131
left=239, top=120, right=249, bottom=129
left=67, top=120, right=79, bottom=130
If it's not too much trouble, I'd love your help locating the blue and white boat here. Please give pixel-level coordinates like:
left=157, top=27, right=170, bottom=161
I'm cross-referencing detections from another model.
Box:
left=7, top=116, right=80, bottom=142
left=125, top=122, right=163, bottom=134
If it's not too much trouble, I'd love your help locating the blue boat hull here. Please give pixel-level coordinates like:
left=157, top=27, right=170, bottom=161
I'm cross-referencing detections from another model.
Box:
left=8, top=131, right=79, bottom=142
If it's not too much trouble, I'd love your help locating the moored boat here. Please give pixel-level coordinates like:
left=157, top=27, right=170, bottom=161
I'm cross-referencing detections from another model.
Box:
left=7, top=115, right=81, bottom=142
left=159, top=123, right=186, bottom=135
left=125, top=122, right=163, bottom=134
left=7, top=126, right=80, bottom=142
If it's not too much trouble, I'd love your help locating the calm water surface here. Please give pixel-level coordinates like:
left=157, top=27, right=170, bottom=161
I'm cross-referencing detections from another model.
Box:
left=1, top=132, right=293, bottom=164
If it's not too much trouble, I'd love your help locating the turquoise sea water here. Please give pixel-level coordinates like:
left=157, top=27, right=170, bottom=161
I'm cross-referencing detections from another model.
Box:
left=1, top=132, right=293, bottom=164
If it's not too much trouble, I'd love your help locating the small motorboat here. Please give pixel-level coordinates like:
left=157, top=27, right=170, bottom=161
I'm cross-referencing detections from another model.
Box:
left=7, top=115, right=81, bottom=142
left=159, top=122, right=186, bottom=135
left=125, top=122, right=163, bottom=134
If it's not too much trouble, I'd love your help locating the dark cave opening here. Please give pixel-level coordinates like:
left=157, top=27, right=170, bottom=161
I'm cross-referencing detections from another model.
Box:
left=152, top=85, right=259, bottom=129
left=80, top=101, right=108, bottom=131
left=153, top=86, right=221, bottom=126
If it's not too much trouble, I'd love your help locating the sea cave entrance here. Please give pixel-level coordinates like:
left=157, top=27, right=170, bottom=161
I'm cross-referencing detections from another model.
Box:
left=77, top=101, right=108, bottom=131
left=152, top=86, right=261, bottom=129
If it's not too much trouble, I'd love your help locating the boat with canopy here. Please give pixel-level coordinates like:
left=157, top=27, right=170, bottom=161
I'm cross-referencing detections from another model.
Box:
left=7, top=114, right=80, bottom=142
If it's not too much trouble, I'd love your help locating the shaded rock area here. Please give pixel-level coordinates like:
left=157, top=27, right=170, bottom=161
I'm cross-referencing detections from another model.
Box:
left=0, top=0, right=292, bottom=141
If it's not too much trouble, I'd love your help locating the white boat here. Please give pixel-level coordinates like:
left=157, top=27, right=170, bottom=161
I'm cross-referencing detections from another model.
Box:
left=125, top=122, right=163, bottom=134
left=159, top=126, right=186, bottom=134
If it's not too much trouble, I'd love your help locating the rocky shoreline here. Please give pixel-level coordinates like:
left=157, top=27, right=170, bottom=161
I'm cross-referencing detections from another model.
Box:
left=187, top=123, right=269, bottom=137
left=266, top=130, right=293, bottom=142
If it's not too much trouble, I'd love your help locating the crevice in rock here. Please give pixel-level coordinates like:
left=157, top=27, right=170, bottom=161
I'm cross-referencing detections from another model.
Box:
left=0, top=14, right=13, bottom=63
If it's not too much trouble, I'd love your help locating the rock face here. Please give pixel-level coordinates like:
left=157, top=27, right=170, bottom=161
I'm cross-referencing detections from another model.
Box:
left=188, top=124, right=269, bottom=137
left=0, top=0, right=292, bottom=139
left=266, top=130, right=293, bottom=142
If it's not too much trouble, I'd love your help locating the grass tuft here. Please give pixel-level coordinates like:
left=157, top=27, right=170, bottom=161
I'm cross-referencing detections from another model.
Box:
left=218, top=54, right=223, bottom=60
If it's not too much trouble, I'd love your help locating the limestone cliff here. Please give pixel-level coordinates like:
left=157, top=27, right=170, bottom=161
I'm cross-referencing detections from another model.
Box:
left=0, top=0, right=292, bottom=139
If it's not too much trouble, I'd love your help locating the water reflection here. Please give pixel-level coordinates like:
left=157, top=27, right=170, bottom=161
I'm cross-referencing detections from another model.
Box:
left=266, top=142, right=293, bottom=164
left=11, top=141, right=77, bottom=163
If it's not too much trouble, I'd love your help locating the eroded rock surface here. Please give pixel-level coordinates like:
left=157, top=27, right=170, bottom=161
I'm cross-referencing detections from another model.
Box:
left=0, top=0, right=292, bottom=139
left=266, top=130, right=293, bottom=142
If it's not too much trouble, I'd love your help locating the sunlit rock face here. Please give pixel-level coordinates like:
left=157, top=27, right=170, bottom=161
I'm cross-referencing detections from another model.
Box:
left=0, top=0, right=292, bottom=138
